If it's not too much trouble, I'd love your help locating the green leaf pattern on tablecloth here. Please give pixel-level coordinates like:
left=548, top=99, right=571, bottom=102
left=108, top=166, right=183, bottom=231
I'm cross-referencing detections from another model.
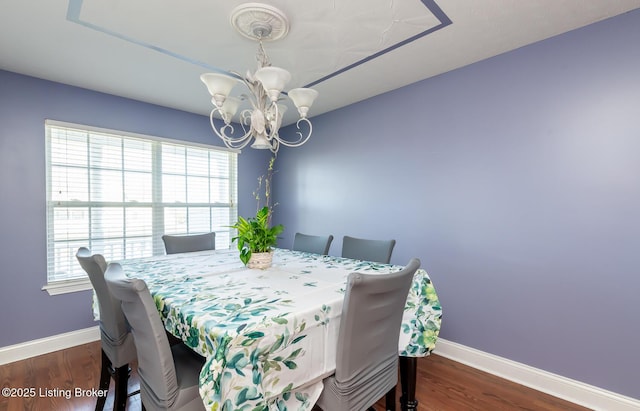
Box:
left=111, top=249, right=442, bottom=411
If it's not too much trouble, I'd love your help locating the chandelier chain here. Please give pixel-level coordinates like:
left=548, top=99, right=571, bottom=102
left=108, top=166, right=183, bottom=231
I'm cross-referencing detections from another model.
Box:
left=256, top=40, right=271, bottom=69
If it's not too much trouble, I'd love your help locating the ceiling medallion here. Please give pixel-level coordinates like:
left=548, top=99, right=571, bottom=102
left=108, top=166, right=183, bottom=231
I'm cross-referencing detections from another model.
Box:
left=230, top=3, right=289, bottom=41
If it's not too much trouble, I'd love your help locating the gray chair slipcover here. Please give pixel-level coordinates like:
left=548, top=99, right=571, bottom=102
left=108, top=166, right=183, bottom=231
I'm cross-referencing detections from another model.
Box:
left=292, top=232, right=334, bottom=255
left=104, top=263, right=205, bottom=411
left=341, top=236, right=396, bottom=264
left=162, top=232, right=216, bottom=255
left=316, top=258, right=420, bottom=411
left=76, top=247, right=138, bottom=411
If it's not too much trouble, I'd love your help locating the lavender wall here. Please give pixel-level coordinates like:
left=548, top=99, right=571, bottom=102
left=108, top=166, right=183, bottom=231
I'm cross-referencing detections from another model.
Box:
left=273, top=10, right=640, bottom=399
left=0, top=70, right=270, bottom=347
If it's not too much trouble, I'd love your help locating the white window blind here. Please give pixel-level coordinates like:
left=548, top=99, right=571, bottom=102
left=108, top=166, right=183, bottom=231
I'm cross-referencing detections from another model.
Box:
left=45, top=120, right=238, bottom=285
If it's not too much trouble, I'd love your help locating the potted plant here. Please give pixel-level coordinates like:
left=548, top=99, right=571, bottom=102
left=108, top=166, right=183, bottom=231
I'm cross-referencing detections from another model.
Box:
left=231, top=157, right=284, bottom=268
left=231, top=205, right=284, bottom=268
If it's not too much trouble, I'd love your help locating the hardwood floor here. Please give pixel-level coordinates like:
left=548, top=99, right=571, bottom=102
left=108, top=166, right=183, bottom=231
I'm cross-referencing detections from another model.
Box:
left=374, top=355, right=591, bottom=411
left=0, top=341, right=591, bottom=411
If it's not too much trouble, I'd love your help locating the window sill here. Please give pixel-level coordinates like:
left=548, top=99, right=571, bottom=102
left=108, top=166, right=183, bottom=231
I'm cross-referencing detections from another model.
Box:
left=42, top=278, right=93, bottom=296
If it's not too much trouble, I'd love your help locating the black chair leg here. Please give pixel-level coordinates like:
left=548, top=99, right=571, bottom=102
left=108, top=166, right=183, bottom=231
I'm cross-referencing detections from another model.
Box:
left=385, top=385, right=397, bottom=411
left=112, top=364, right=130, bottom=411
left=95, top=349, right=111, bottom=411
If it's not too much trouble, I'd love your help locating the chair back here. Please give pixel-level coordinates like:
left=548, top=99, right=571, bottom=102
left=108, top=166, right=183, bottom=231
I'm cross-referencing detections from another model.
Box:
left=341, top=235, right=396, bottom=264
left=104, top=263, right=180, bottom=409
left=335, top=258, right=419, bottom=385
left=292, top=232, right=334, bottom=255
left=162, top=232, right=215, bottom=254
left=76, top=247, right=135, bottom=366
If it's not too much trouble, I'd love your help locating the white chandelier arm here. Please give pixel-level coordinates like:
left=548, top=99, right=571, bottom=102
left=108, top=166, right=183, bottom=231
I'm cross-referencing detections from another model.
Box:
left=209, top=108, right=254, bottom=150
left=264, top=100, right=280, bottom=140
left=274, top=117, right=313, bottom=148
left=270, top=139, right=279, bottom=153
left=240, top=109, right=256, bottom=135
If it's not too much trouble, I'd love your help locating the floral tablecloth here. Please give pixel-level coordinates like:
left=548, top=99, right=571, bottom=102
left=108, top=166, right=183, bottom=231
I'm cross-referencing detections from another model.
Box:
left=115, top=248, right=442, bottom=411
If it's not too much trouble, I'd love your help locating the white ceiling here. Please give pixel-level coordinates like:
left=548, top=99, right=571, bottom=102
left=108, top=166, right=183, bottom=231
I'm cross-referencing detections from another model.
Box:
left=2, top=0, right=640, bottom=125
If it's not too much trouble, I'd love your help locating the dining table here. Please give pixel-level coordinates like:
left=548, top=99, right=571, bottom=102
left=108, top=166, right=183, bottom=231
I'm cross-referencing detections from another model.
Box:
left=113, top=248, right=442, bottom=411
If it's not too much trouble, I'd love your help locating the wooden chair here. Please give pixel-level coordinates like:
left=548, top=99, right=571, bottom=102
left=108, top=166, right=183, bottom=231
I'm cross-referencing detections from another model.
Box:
left=292, top=232, right=334, bottom=255
left=341, top=235, right=396, bottom=264
left=316, top=258, right=420, bottom=411
left=104, top=263, right=206, bottom=411
left=162, top=232, right=215, bottom=254
left=76, top=247, right=138, bottom=411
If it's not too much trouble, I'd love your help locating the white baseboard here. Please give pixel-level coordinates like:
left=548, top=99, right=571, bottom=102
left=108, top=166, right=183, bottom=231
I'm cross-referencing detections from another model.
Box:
left=434, top=338, right=640, bottom=411
left=0, top=326, right=99, bottom=366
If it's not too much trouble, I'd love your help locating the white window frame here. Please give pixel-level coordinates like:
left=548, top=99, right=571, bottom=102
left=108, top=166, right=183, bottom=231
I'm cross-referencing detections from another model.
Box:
left=43, top=120, right=238, bottom=295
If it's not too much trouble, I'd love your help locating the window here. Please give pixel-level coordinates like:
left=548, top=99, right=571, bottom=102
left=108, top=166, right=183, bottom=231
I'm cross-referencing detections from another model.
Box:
left=44, top=120, right=237, bottom=293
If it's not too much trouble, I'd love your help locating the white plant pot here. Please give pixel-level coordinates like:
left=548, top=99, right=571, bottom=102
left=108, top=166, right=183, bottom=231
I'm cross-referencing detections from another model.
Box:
left=247, top=251, right=273, bottom=269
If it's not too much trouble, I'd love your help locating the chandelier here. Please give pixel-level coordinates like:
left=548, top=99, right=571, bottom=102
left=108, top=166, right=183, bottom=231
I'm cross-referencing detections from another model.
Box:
left=200, top=4, right=318, bottom=153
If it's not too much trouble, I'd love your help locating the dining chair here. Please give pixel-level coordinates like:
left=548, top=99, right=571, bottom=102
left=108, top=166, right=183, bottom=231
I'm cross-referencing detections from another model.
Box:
left=316, top=258, right=420, bottom=411
left=76, top=247, right=138, bottom=411
left=292, top=232, right=334, bottom=255
left=341, top=235, right=396, bottom=264
left=162, top=232, right=216, bottom=254
left=104, top=262, right=206, bottom=411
